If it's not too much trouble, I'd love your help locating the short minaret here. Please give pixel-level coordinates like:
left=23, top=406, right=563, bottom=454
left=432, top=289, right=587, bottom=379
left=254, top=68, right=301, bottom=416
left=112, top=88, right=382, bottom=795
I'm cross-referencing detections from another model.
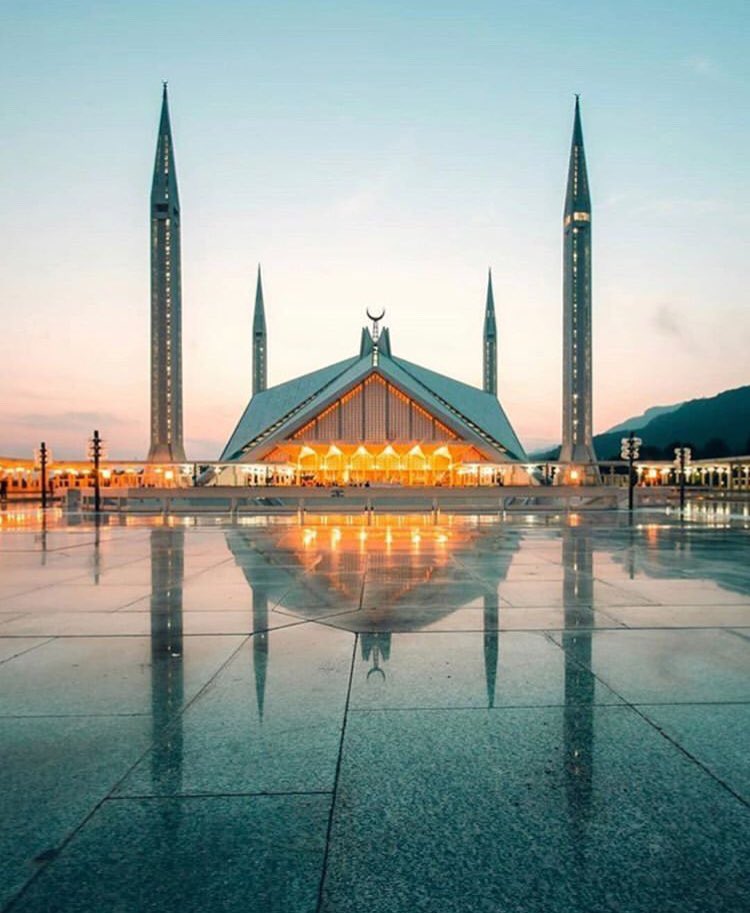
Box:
left=252, top=264, right=267, bottom=396
left=483, top=269, right=497, bottom=396
left=147, top=83, right=186, bottom=462
left=560, top=96, right=597, bottom=475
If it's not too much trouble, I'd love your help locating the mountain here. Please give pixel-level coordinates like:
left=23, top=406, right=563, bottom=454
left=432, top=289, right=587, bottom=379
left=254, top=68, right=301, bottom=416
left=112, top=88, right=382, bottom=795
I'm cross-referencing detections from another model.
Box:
left=604, top=402, right=682, bottom=435
left=596, top=386, right=750, bottom=460
left=530, top=385, right=750, bottom=462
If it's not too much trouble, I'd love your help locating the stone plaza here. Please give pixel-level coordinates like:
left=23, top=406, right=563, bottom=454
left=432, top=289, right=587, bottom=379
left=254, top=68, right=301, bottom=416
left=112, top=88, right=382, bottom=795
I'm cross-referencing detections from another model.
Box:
left=0, top=504, right=748, bottom=912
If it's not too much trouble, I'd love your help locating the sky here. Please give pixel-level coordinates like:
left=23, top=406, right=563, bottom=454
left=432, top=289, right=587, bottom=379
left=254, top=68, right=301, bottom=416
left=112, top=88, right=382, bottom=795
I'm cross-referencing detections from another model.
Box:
left=1, top=0, right=748, bottom=459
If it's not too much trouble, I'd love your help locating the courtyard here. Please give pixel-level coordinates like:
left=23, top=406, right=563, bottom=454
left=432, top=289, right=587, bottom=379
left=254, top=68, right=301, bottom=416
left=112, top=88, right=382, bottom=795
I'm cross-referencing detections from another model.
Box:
left=0, top=505, right=748, bottom=912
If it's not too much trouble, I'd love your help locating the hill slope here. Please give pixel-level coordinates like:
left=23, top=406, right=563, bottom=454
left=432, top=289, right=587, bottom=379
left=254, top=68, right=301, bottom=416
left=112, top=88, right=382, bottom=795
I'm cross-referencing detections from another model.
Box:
left=595, top=386, right=750, bottom=460
left=531, top=385, right=750, bottom=461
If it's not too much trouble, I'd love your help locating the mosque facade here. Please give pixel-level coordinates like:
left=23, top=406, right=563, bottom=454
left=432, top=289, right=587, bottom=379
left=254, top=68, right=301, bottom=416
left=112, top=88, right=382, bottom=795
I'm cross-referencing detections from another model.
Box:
left=147, top=89, right=596, bottom=486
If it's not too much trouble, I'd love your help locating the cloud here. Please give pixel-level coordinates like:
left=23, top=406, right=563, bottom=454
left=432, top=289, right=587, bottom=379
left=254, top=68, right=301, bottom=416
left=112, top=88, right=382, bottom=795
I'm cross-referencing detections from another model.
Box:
left=652, top=304, right=699, bottom=353
left=683, top=55, right=721, bottom=79
left=633, top=198, right=729, bottom=218
left=7, top=411, right=138, bottom=431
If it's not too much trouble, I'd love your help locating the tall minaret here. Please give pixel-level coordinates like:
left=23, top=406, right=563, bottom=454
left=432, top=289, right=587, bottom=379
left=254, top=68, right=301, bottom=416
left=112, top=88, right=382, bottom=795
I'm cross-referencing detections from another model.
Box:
left=483, top=269, right=497, bottom=396
left=560, top=96, right=597, bottom=475
left=147, top=83, right=186, bottom=463
left=252, top=264, right=267, bottom=396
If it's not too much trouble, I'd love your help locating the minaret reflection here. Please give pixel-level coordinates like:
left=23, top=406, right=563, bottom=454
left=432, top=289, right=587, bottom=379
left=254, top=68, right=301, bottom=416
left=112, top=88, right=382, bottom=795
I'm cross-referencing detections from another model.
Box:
left=149, top=526, right=185, bottom=795
left=251, top=583, right=269, bottom=722
left=223, top=530, right=275, bottom=722
left=92, top=515, right=102, bottom=585
left=561, top=520, right=595, bottom=825
left=483, top=591, right=499, bottom=708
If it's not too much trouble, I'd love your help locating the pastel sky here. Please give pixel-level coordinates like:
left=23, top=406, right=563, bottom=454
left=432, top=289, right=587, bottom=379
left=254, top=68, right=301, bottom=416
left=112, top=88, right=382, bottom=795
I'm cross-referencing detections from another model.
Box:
left=1, top=0, right=748, bottom=459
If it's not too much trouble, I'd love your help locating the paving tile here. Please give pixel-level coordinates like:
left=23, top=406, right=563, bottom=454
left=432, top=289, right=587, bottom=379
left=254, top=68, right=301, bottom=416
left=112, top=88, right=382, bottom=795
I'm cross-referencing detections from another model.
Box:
left=1, top=613, right=153, bottom=636
left=0, top=715, right=153, bottom=909
left=0, top=634, right=245, bottom=716
left=11, top=794, right=329, bottom=913
left=497, top=579, right=654, bottom=608
left=0, top=584, right=152, bottom=613
left=180, top=609, right=304, bottom=635
left=321, top=605, right=621, bottom=633
left=123, top=581, right=290, bottom=614
left=638, top=703, right=750, bottom=801
left=604, top=603, right=750, bottom=628
left=117, top=625, right=354, bottom=795
left=321, top=706, right=750, bottom=913
left=609, top=578, right=750, bottom=606
left=348, top=631, right=620, bottom=709
left=548, top=628, right=750, bottom=703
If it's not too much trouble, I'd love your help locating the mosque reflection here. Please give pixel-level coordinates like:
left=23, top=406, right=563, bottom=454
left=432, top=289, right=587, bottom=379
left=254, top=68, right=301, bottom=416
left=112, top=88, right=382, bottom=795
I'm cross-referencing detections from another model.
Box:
left=141, top=512, right=742, bottom=826
left=224, top=517, right=521, bottom=706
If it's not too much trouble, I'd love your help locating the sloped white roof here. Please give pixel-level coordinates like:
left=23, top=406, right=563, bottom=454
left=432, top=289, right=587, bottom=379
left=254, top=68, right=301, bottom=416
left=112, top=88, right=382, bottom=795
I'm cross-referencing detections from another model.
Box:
left=221, top=342, right=527, bottom=463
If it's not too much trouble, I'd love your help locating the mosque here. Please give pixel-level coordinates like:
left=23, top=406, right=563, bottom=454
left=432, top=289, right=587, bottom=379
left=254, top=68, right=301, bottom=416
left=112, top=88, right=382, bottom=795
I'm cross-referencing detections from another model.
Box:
left=147, top=87, right=596, bottom=486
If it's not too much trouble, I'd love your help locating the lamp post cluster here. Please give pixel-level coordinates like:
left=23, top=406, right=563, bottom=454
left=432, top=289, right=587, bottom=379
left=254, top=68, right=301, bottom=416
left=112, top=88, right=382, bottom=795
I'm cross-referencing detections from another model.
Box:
left=673, top=446, right=692, bottom=513
left=620, top=432, right=641, bottom=514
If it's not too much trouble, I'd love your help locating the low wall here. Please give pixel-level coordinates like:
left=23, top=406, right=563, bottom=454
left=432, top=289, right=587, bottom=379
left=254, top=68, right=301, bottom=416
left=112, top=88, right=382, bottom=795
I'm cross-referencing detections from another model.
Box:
left=72, top=484, right=673, bottom=514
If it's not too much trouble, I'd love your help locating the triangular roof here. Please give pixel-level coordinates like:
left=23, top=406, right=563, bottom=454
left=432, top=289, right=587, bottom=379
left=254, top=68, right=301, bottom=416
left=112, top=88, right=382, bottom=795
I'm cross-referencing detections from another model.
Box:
left=220, top=334, right=528, bottom=463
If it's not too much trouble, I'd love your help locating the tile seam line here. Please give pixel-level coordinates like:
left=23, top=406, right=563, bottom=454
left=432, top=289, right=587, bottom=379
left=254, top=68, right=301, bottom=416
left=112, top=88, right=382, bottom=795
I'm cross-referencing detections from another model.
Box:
left=542, top=630, right=750, bottom=810
left=0, top=637, right=55, bottom=666
left=315, top=630, right=358, bottom=913
left=1, top=632, right=252, bottom=913
left=106, top=789, right=334, bottom=800
left=5, top=620, right=313, bottom=638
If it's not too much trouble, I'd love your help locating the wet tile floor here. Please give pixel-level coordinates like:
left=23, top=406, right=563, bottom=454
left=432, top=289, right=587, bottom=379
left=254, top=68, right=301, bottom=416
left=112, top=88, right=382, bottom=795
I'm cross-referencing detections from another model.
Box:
left=1, top=507, right=749, bottom=912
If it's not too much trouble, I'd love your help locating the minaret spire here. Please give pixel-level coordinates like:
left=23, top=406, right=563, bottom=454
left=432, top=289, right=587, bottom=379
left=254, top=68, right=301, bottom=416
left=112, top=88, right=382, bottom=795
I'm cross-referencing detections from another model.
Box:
left=147, top=83, right=186, bottom=462
left=483, top=268, right=497, bottom=396
left=560, top=96, right=597, bottom=479
left=252, top=264, right=267, bottom=396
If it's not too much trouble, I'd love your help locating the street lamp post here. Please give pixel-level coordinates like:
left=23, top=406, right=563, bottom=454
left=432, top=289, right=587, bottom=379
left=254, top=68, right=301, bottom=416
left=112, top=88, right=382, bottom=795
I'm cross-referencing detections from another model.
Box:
left=620, top=432, right=641, bottom=514
left=87, top=430, right=106, bottom=514
left=35, top=442, right=50, bottom=510
left=673, top=446, right=692, bottom=514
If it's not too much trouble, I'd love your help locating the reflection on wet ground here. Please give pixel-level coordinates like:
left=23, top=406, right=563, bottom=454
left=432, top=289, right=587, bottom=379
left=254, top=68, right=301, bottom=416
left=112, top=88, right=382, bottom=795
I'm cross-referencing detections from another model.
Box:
left=0, top=508, right=749, bottom=912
